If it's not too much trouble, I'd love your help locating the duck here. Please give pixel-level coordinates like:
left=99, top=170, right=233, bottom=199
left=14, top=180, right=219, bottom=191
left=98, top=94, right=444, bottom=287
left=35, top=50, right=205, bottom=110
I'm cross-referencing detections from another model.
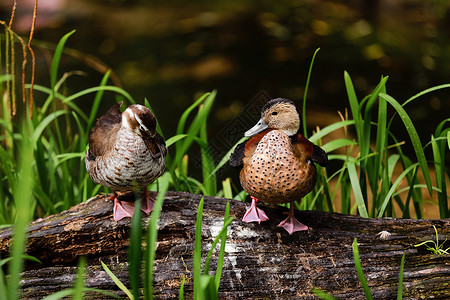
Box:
left=85, top=101, right=167, bottom=221
left=230, top=98, right=328, bottom=234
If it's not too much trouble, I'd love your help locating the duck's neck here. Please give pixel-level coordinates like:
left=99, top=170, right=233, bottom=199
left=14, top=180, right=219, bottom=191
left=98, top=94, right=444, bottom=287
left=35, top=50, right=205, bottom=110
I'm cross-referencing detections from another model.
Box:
left=282, top=127, right=298, bottom=136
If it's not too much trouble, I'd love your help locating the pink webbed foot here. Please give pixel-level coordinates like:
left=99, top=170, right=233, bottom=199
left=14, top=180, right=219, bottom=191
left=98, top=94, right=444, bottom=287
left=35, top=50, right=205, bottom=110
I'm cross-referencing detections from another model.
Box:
left=112, top=190, right=155, bottom=221
left=277, top=205, right=308, bottom=235
left=242, top=196, right=269, bottom=224
left=140, top=189, right=155, bottom=215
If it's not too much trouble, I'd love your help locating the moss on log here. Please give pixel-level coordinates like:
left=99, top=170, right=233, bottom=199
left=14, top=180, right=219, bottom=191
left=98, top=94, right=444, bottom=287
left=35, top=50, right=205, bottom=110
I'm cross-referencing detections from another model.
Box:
left=0, top=191, right=449, bottom=299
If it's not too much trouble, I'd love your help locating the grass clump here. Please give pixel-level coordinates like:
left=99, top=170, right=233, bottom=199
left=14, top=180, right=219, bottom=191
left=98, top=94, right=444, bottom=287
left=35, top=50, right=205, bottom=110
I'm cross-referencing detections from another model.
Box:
left=414, top=225, right=450, bottom=255
left=301, top=71, right=449, bottom=219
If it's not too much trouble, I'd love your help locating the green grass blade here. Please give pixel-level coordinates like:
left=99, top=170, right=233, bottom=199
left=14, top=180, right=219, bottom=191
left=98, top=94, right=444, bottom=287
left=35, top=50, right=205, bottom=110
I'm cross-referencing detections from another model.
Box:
left=375, top=82, right=388, bottom=162
left=447, top=131, right=450, bottom=149
left=198, top=93, right=217, bottom=195
left=86, top=71, right=112, bottom=133
left=215, top=202, right=231, bottom=291
left=352, top=238, right=373, bottom=300
left=31, top=110, right=68, bottom=147
left=72, top=257, right=86, bottom=300
left=403, top=83, right=450, bottom=107
left=320, top=138, right=357, bottom=153
left=203, top=216, right=234, bottom=276
left=400, top=166, right=419, bottom=218
left=176, top=93, right=211, bottom=136
left=101, top=261, right=134, bottom=300
left=302, top=48, right=320, bottom=137
left=361, top=76, right=388, bottom=161
left=199, top=275, right=219, bottom=300
left=432, top=134, right=448, bottom=218
left=377, top=163, right=418, bottom=217
left=179, top=276, right=186, bottom=300
left=309, top=120, right=355, bottom=143
left=8, top=127, right=34, bottom=300
left=63, top=86, right=135, bottom=104
left=50, top=30, right=76, bottom=93
left=0, top=74, right=12, bottom=83
left=347, top=161, right=369, bottom=218
left=174, top=93, right=211, bottom=168
left=312, top=288, right=338, bottom=300
left=370, top=81, right=388, bottom=202
left=129, top=197, right=142, bottom=299
left=207, top=136, right=248, bottom=179
left=193, top=197, right=205, bottom=300
left=222, top=178, right=233, bottom=199
left=380, top=93, right=432, bottom=195
left=397, top=251, right=406, bottom=300
left=344, top=71, right=363, bottom=143
left=0, top=266, right=7, bottom=300
left=144, top=178, right=169, bottom=299
left=165, top=134, right=188, bottom=148
left=42, top=289, right=74, bottom=300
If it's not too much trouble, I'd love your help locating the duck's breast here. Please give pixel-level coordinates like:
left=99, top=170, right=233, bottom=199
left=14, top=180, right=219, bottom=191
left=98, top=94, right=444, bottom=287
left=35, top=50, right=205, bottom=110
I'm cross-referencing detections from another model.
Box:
left=240, top=130, right=316, bottom=204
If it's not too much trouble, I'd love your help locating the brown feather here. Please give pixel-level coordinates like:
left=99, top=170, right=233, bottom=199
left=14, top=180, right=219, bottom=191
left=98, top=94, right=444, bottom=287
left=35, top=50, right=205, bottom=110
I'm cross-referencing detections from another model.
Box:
left=88, top=102, right=122, bottom=158
left=240, top=130, right=317, bottom=204
left=144, top=132, right=167, bottom=158
left=291, top=133, right=314, bottom=160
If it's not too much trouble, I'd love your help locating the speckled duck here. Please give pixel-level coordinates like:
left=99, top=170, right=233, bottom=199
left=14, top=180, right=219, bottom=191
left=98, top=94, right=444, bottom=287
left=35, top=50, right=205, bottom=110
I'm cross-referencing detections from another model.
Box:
left=85, top=102, right=167, bottom=221
left=230, top=98, right=328, bottom=234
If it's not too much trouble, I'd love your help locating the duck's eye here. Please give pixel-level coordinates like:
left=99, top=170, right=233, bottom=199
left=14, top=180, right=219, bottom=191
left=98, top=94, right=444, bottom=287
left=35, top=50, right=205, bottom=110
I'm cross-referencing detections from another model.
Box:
left=271, top=111, right=278, bottom=115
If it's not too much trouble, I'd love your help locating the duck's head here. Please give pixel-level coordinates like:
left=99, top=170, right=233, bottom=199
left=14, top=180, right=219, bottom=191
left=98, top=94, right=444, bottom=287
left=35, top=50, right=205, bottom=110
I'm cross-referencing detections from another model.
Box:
left=122, top=104, right=158, bottom=139
left=245, top=98, right=300, bottom=137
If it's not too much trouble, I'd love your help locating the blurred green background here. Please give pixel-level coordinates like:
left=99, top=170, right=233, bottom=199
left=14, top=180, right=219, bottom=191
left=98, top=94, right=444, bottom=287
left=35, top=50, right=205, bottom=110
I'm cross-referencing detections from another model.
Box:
left=1, top=0, right=449, bottom=162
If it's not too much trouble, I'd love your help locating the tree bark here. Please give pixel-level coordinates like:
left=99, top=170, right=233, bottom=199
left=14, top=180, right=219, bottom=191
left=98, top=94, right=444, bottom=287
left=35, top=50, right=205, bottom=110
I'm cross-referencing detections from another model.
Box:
left=0, top=191, right=449, bottom=299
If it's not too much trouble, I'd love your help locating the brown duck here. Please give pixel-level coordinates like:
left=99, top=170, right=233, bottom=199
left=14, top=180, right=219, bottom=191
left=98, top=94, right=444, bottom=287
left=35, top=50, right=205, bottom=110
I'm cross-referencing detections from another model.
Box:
left=85, top=102, right=167, bottom=221
left=230, top=98, right=328, bottom=234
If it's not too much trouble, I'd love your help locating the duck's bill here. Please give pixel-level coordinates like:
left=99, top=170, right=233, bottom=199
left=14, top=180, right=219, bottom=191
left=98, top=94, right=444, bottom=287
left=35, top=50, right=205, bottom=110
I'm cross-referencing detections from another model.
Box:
left=244, top=118, right=268, bottom=137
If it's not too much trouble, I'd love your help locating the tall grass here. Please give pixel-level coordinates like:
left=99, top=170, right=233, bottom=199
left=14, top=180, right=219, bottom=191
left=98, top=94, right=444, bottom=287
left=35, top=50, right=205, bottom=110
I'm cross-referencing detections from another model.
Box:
left=300, top=70, right=449, bottom=219
left=3, top=124, right=34, bottom=300
left=0, top=29, right=137, bottom=224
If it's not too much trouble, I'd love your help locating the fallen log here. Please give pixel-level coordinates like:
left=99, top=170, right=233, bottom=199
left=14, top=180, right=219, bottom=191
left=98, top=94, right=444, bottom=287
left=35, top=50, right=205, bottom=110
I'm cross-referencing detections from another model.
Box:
left=0, top=191, right=449, bottom=299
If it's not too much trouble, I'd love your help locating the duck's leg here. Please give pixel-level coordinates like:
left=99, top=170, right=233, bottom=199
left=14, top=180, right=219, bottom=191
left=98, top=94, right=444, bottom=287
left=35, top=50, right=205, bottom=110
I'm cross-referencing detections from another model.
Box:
left=140, top=188, right=155, bottom=215
left=242, top=196, right=269, bottom=223
left=277, top=203, right=308, bottom=234
left=112, top=190, right=155, bottom=221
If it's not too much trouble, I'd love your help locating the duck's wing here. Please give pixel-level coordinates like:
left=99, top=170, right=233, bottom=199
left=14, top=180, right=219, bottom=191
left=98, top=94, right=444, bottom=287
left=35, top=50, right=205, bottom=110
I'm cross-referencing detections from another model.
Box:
left=144, top=132, right=167, bottom=159
left=291, top=133, right=328, bottom=167
left=88, top=101, right=123, bottom=158
left=230, top=141, right=246, bottom=168
left=311, top=144, right=328, bottom=167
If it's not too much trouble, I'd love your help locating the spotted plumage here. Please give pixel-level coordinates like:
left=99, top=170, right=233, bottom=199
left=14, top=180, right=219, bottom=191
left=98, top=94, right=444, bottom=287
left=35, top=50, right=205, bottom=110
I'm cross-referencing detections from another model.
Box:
left=85, top=101, right=167, bottom=221
left=230, top=98, right=327, bottom=234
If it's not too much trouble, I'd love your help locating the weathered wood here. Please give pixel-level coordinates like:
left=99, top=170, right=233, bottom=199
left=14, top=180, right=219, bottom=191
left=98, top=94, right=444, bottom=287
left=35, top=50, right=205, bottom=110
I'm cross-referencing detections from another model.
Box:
left=0, top=192, right=449, bottom=299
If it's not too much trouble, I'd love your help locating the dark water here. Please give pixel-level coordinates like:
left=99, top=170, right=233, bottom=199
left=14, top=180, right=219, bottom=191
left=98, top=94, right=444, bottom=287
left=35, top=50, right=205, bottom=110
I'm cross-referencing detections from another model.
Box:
left=1, top=0, right=449, bottom=171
